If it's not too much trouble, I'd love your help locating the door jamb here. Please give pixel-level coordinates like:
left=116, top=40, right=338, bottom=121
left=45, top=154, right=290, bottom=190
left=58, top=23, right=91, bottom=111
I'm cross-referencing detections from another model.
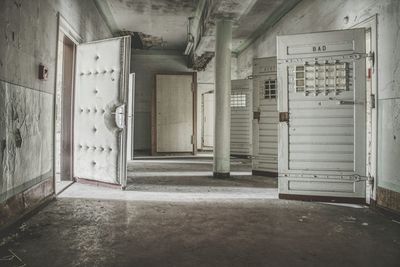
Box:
left=350, top=14, right=378, bottom=203
left=53, top=13, right=81, bottom=193
left=201, top=90, right=214, bottom=150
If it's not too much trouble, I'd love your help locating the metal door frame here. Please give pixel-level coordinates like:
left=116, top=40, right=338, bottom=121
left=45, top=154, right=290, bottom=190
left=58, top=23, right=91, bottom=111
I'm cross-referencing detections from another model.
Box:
left=201, top=90, right=214, bottom=150
left=53, top=13, right=82, bottom=193
left=350, top=15, right=378, bottom=204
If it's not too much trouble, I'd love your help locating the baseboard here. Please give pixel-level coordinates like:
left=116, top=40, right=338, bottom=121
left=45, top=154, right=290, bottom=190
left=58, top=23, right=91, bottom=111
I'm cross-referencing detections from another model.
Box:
left=75, top=177, right=122, bottom=189
left=0, top=178, right=55, bottom=231
left=279, top=193, right=366, bottom=204
left=213, top=172, right=230, bottom=179
left=375, top=186, right=400, bottom=214
left=252, top=170, right=278, bottom=177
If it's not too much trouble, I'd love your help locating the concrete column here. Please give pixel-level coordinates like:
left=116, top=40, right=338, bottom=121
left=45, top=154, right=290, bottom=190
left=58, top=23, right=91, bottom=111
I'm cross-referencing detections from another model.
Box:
left=213, top=19, right=232, bottom=178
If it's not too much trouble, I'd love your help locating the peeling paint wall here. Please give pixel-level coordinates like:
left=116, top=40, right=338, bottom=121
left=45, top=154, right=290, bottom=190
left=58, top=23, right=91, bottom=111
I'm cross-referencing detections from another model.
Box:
left=237, top=0, right=400, bottom=210
left=0, top=0, right=111, bottom=225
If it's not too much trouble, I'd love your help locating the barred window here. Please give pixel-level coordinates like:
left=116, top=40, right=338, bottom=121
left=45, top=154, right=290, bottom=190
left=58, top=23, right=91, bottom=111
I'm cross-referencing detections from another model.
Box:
left=264, top=79, right=277, bottom=99
left=231, top=93, right=247, bottom=108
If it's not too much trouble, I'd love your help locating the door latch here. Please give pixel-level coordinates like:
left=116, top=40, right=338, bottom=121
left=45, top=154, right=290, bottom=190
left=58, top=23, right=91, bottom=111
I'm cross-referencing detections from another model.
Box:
left=112, top=104, right=125, bottom=129
left=371, top=94, right=376, bottom=109
left=279, top=112, right=289, bottom=122
left=337, top=100, right=355, bottom=105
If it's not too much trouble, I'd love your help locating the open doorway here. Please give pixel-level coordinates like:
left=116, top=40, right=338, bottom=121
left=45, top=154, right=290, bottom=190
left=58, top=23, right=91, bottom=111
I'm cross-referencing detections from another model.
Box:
left=152, top=73, right=197, bottom=155
left=200, top=90, right=214, bottom=151
left=54, top=26, right=77, bottom=194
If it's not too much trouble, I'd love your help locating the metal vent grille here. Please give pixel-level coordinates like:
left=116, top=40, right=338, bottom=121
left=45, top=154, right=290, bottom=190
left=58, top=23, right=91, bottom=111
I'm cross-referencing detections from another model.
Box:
left=290, top=62, right=352, bottom=95
left=230, top=93, right=247, bottom=108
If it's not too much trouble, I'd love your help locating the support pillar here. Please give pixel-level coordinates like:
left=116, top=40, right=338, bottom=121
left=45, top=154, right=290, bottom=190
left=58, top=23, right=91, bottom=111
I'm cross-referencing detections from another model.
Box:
left=213, top=19, right=232, bottom=178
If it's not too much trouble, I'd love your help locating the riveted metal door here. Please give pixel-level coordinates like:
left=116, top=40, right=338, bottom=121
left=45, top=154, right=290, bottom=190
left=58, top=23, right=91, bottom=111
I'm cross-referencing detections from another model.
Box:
left=277, top=29, right=366, bottom=202
left=73, top=36, right=131, bottom=188
left=252, top=57, right=278, bottom=176
left=231, top=79, right=252, bottom=156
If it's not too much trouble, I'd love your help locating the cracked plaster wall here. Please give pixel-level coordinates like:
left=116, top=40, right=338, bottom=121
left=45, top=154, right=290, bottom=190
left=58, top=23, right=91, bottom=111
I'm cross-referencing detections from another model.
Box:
left=237, top=0, right=400, bottom=195
left=0, top=0, right=111, bottom=203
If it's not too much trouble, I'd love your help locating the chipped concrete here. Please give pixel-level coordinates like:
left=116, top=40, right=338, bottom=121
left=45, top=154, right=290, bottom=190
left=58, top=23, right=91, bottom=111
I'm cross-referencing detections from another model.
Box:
left=0, top=196, right=399, bottom=266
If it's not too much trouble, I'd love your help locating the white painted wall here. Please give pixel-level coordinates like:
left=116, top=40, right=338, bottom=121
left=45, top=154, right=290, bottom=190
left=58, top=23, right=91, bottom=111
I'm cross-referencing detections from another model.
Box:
left=237, top=0, right=400, bottom=199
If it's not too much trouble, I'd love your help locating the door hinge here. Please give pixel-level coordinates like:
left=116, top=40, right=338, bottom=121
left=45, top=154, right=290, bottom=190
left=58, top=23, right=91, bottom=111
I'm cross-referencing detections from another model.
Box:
left=368, top=51, right=375, bottom=68
left=367, top=176, right=375, bottom=185
left=371, top=94, right=376, bottom=109
left=279, top=112, right=289, bottom=122
left=191, top=135, right=194, bottom=144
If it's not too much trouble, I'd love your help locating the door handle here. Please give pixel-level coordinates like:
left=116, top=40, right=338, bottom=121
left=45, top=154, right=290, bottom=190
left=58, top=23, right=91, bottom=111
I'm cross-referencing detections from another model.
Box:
left=337, top=100, right=355, bottom=105
left=113, top=104, right=125, bottom=129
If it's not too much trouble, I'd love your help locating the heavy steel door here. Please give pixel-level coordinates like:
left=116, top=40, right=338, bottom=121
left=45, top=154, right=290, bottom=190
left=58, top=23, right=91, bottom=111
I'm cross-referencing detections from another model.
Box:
left=231, top=79, right=252, bottom=156
left=201, top=91, right=214, bottom=149
left=73, top=36, right=131, bottom=188
left=277, top=29, right=366, bottom=202
left=252, top=57, right=278, bottom=176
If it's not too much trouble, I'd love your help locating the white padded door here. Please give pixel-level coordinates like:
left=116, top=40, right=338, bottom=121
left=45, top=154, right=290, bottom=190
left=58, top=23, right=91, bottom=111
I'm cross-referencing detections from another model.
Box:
left=73, top=36, right=131, bottom=186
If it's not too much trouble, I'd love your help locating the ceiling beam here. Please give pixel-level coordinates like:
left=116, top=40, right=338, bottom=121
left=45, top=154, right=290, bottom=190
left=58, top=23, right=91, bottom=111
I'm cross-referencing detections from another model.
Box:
left=233, top=0, right=303, bottom=54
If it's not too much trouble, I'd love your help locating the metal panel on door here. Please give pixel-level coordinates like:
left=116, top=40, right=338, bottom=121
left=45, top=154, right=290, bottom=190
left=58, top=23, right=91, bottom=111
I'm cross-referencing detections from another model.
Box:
left=277, top=29, right=366, bottom=201
left=252, top=57, right=278, bottom=175
left=73, top=36, right=131, bottom=188
left=231, top=79, right=252, bottom=156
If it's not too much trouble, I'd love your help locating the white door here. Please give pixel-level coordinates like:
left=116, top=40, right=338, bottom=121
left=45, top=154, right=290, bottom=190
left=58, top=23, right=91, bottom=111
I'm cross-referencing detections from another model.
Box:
left=73, top=36, right=131, bottom=188
left=156, top=74, right=194, bottom=153
left=252, top=57, right=278, bottom=175
left=202, top=91, right=214, bottom=149
left=277, top=29, right=366, bottom=202
left=231, top=79, right=252, bottom=156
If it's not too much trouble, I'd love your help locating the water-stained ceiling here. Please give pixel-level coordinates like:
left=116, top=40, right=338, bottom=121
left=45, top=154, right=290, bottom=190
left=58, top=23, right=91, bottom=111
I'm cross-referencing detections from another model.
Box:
left=100, top=0, right=198, bottom=50
left=95, top=0, right=301, bottom=53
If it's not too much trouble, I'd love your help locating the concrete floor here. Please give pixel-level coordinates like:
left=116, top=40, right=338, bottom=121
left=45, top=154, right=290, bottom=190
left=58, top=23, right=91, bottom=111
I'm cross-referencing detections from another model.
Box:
left=127, top=157, right=276, bottom=189
left=1, top=158, right=400, bottom=267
